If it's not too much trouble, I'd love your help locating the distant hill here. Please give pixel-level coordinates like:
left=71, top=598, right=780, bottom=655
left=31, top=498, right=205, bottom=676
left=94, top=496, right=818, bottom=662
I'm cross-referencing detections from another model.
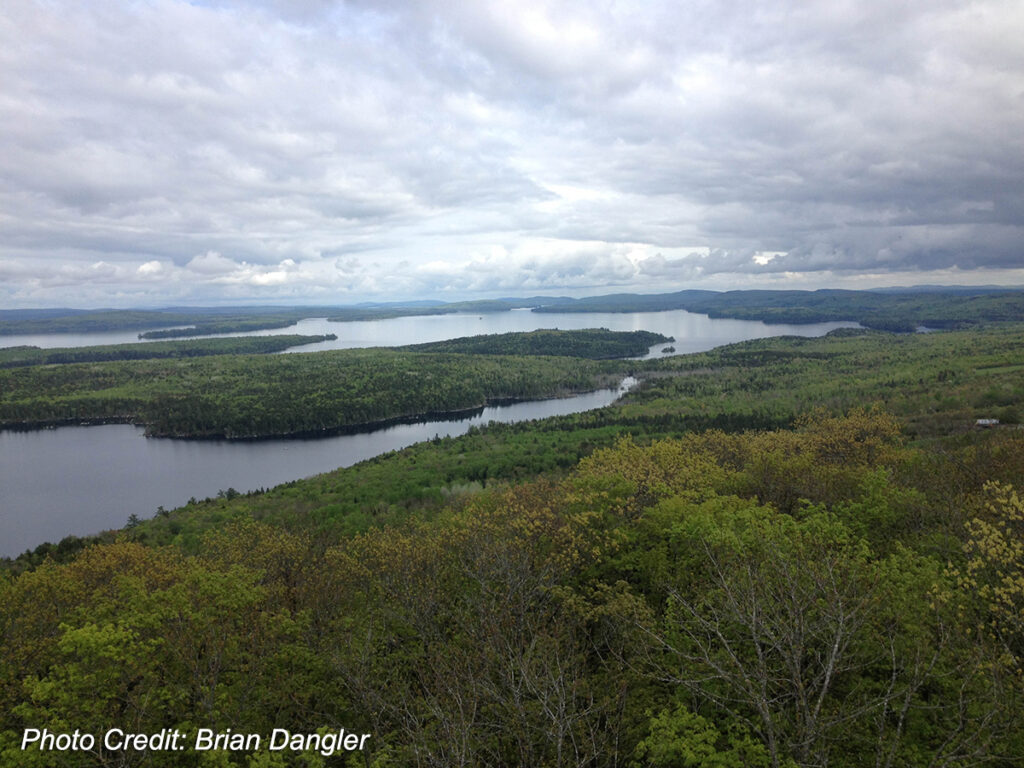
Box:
left=5, top=287, right=1024, bottom=337
left=528, top=287, right=1024, bottom=331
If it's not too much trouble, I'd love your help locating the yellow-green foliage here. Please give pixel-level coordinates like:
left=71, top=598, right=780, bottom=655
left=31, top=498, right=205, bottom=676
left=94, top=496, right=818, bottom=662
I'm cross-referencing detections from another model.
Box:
left=574, top=435, right=727, bottom=515
left=3, top=413, right=1022, bottom=766
left=954, top=482, right=1024, bottom=671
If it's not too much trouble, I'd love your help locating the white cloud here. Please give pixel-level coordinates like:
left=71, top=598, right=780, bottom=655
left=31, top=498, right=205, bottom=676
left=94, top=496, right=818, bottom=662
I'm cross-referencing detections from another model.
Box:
left=1, top=0, right=1022, bottom=307
left=186, top=251, right=241, bottom=276
left=136, top=260, right=166, bottom=276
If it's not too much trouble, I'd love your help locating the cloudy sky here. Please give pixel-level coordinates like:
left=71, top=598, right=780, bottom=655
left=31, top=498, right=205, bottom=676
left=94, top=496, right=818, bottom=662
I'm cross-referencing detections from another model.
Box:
left=2, top=0, right=1023, bottom=307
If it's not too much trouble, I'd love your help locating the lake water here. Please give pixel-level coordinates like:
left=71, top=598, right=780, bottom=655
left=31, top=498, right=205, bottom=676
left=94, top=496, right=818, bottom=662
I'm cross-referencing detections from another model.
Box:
left=0, top=380, right=635, bottom=558
left=0, top=309, right=858, bottom=357
left=0, top=309, right=859, bottom=557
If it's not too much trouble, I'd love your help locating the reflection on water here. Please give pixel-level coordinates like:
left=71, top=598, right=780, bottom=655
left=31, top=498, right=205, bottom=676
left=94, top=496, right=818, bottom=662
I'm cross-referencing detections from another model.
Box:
left=0, top=308, right=859, bottom=557
left=1, top=309, right=858, bottom=355
left=0, top=379, right=635, bottom=557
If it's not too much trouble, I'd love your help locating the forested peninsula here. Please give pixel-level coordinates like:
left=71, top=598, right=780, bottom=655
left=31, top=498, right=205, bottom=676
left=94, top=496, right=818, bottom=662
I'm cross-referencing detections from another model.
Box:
left=0, top=335, right=335, bottom=368
left=2, top=321, right=1024, bottom=766
left=106, top=324, right=1024, bottom=547
left=0, top=330, right=649, bottom=438
left=403, top=328, right=669, bottom=358
left=0, top=307, right=322, bottom=336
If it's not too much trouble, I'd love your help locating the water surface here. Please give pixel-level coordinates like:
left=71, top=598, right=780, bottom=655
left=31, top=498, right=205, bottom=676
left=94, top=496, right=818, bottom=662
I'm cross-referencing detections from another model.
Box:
left=0, top=309, right=858, bottom=356
left=0, top=380, right=634, bottom=557
left=0, top=310, right=859, bottom=557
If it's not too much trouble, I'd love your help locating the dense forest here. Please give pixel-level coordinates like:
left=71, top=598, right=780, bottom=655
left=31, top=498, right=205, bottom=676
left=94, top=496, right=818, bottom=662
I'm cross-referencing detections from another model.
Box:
left=0, top=335, right=335, bottom=368
left=0, top=302, right=531, bottom=337
left=138, top=319, right=300, bottom=339
left=0, top=331, right=644, bottom=438
left=0, top=309, right=198, bottom=335
left=76, top=324, right=1020, bottom=551
left=2, top=322, right=1024, bottom=766
left=532, top=288, right=1024, bottom=331
left=403, top=329, right=670, bottom=358
left=0, top=308, right=323, bottom=336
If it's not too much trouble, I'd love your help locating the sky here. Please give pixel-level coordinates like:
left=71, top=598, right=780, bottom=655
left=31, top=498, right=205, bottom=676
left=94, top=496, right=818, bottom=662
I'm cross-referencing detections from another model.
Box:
left=1, top=0, right=1023, bottom=308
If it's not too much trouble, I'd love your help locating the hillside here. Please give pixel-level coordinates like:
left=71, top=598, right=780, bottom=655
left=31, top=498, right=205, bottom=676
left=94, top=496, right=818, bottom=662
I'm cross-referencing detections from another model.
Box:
left=2, top=324, right=1023, bottom=766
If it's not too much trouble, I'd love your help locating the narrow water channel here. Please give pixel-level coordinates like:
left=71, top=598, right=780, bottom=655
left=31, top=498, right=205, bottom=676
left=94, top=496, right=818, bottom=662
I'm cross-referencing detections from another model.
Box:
left=0, top=311, right=859, bottom=558
left=0, top=378, right=635, bottom=557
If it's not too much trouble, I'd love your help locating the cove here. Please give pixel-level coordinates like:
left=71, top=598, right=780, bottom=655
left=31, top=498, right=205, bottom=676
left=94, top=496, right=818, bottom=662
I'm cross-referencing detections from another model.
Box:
left=0, top=309, right=859, bottom=356
left=0, top=310, right=859, bottom=558
left=0, top=379, right=635, bottom=558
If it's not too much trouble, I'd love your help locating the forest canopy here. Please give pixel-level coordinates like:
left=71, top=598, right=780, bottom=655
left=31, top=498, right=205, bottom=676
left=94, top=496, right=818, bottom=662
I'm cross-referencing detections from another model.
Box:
left=3, top=408, right=1023, bottom=766
left=2, top=321, right=1023, bottom=766
left=0, top=330, right=648, bottom=438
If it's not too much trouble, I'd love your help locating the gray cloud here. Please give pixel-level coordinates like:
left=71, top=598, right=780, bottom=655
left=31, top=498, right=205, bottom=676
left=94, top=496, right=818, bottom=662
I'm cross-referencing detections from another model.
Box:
left=1, top=0, right=1022, bottom=307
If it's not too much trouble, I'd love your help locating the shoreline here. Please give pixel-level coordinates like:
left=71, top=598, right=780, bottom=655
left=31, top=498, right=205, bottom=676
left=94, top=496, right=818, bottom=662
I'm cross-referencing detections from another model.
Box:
left=0, top=376, right=636, bottom=442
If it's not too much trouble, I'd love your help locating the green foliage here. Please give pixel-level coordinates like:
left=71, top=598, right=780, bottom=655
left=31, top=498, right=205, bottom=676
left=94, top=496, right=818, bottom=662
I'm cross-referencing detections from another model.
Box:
left=6, top=288, right=1023, bottom=340
left=137, top=318, right=300, bottom=339
left=951, top=482, right=1024, bottom=671
left=5, top=316, right=1024, bottom=764
left=834, top=468, right=929, bottom=549
left=533, top=287, right=1024, bottom=330
left=632, top=325, right=1024, bottom=439
left=404, top=328, right=671, bottom=358
left=0, top=308, right=332, bottom=337
left=632, top=704, right=772, bottom=768
left=0, top=345, right=622, bottom=437
left=0, top=309, right=196, bottom=335
left=0, top=335, right=335, bottom=367
left=87, top=326, right=1019, bottom=554
left=1, top=541, right=319, bottom=767
left=6, top=413, right=1023, bottom=765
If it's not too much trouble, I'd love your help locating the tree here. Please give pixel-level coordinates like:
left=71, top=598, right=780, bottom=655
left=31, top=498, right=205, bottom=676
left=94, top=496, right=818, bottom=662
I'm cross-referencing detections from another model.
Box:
left=954, top=481, right=1024, bottom=669
left=630, top=495, right=1012, bottom=767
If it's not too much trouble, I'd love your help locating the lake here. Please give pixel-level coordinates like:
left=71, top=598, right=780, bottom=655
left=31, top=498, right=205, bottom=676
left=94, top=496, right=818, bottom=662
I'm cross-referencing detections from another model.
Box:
left=0, top=379, right=635, bottom=558
left=0, top=308, right=858, bottom=357
left=0, top=309, right=859, bottom=557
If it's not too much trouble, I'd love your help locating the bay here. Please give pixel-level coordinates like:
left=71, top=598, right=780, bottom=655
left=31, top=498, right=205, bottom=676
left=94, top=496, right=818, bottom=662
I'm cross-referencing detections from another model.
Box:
left=0, top=379, right=634, bottom=558
left=0, top=309, right=859, bottom=557
left=0, top=309, right=858, bottom=356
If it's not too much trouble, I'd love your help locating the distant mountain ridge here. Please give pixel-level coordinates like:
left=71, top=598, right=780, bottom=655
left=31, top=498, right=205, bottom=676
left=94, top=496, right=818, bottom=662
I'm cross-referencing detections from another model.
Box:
left=3, top=286, right=1024, bottom=336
